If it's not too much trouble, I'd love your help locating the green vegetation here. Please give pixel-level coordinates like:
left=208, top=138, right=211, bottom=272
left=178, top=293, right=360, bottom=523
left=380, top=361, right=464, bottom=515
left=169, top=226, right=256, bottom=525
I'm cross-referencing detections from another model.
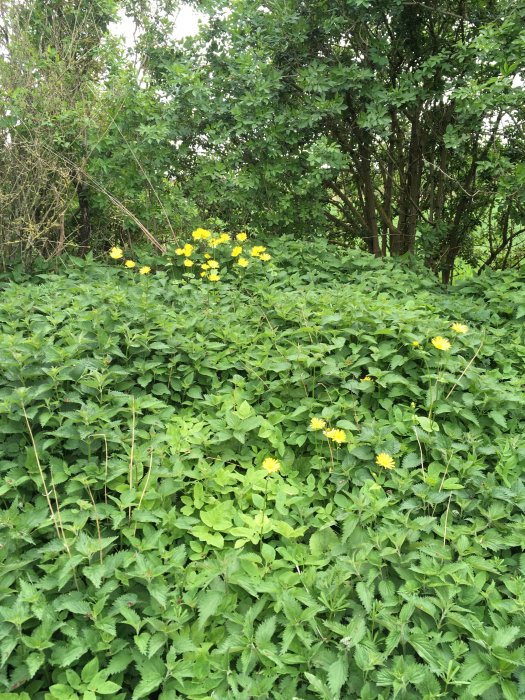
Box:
left=1, top=0, right=525, bottom=697
left=1, top=0, right=524, bottom=277
left=1, top=238, right=524, bottom=698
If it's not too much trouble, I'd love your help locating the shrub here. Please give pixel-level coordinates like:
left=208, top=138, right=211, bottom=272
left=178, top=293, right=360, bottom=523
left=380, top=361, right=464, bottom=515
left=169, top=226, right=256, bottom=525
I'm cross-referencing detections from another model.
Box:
left=0, top=239, right=524, bottom=698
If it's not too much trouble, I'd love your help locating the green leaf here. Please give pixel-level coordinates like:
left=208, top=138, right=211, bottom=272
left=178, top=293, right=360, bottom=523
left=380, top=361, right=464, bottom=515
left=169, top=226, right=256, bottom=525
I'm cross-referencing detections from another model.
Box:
left=355, top=581, right=373, bottom=613
left=327, top=655, right=348, bottom=697
left=197, top=590, right=223, bottom=629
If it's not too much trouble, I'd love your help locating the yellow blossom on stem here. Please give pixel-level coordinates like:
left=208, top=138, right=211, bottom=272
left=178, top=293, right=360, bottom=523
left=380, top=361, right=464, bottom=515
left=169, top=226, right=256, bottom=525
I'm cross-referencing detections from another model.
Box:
left=361, top=375, right=372, bottom=382
left=183, top=259, right=194, bottom=267
left=201, top=263, right=210, bottom=271
left=262, top=457, right=280, bottom=473
left=208, top=273, right=220, bottom=282
left=182, top=243, right=194, bottom=257
left=204, top=253, right=211, bottom=259
left=231, top=246, right=243, bottom=257
left=451, top=322, right=468, bottom=334
left=431, top=336, right=451, bottom=351
left=238, top=257, right=249, bottom=268
left=175, top=248, right=184, bottom=255
left=259, top=253, right=272, bottom=261
left=192, top=227, right=212, bottom=240
left=200, top=271, right=208, bottom=278
left=310, top=417, right=326, bottom=430
left=109, top=246, right=123, bottom=259
left=207, top=260, right=219, bottom=269
left=323, top=428, right=347, bottom=444
left=236, top=232, right=247, bottom=242
left=376, top=453, right=395, bottom=469
left=219, top=233, right=231, bottom=243
left=250, top=245, right=266, bottom=257
left=124, top=260, right=136, bottom=268
left=139, top=266, right=151, bottom=275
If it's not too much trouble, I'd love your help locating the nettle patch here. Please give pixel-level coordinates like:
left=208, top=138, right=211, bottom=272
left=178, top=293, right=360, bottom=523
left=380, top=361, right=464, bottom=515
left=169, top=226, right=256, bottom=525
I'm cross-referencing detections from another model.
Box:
left=0, top=240, right=524, bottom=699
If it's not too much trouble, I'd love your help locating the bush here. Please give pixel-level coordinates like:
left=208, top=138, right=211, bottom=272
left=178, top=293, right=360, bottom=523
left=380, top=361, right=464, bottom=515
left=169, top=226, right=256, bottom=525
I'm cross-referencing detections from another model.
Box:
left=0, top=238, right=524, bottom=699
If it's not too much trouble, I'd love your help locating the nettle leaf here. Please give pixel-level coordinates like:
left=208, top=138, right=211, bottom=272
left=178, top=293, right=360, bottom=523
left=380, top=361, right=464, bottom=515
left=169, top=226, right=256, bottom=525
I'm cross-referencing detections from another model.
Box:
left=255, top=616, right=276, bottom=647
left=54, top=593, right=91, bottom=615
left=132, top=656, right=166, bottom=700
left=493, top=626, right=521, bottom=649
left=197, top=590, right=223, bottom=629
left=355, top=581, right=373, bottom=613
left=327, top=655, right=349, bottom=697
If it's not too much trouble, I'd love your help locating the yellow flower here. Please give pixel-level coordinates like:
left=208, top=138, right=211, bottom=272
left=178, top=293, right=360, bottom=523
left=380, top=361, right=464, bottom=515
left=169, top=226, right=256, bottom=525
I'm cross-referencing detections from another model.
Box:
left=231, top=246, right=243, bottom=257
left=250, top=245, right=266, bottom=257
left=204, top=253, right=211, bottom=259
left=323, top=428, right=347, bottom=444
left=201, top=263, right=210, bottom=271
left=412, top=341, right=420, bottom=348
left=310, top=417, right=326, bottom=430
left=361, top=375, right=372, bottom=382
left=208, top=273, right=220, bottom=282
left=192, top=227, right=212, bottom=240
left=238, top=257, right=249, bottom=268
left=208, top=260, right=219, bottom=269
left=183, top=259, right=194, bottom=267
left=124, top=260, right=136, bottom=268
left=175, top=248, right=184, bottom=256
left=209, top=237, right=220, bottom=247
left=451, top=322, right=468, bottom=334
left=259, top=253, right=272, bottom=261
left=236, top=232, right=247, bottom=242
left=183, top=243, right=194, bottom=257
left=109, top=246, right=123, bottom=259
left=376, top=453, right=395, bottom=470
left=431, top=336, right=451, bottom=351
left=219, top=233, right=231, bottom=243
left=200, top=271, right=208, bottom=278
left=262, top=457, right=280, bottom=473
left=139, top=266, right=151, bottom=275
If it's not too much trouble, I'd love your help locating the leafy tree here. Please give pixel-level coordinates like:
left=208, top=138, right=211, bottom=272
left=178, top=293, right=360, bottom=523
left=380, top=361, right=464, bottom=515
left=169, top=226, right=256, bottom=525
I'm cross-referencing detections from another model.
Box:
left=155, top=0, right=525, bottom=279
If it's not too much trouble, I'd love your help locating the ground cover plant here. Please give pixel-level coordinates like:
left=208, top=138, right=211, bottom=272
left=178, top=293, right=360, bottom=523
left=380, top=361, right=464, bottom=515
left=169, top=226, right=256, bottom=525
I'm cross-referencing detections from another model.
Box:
left=0, top=237, right=525, bottom=699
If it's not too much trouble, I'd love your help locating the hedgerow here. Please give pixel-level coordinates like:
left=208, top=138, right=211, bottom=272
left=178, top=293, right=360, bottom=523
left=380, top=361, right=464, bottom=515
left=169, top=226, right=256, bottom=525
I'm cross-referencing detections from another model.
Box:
left=0, top=238, right=524, bottom=699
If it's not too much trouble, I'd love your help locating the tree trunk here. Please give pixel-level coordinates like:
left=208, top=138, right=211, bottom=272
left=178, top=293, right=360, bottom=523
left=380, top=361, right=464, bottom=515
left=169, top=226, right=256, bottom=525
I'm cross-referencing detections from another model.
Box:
left=397, top=109, right=424, bottom=254
left=76, top=180, right=91, bottom=251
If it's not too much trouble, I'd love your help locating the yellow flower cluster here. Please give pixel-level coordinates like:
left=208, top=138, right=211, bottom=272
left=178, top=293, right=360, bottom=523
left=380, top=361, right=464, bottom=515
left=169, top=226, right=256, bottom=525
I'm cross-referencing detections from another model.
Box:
left=173, top=228, right=272, bottom=281
left=323, top=428, right=347, bottom=444
left=108, top=248, right=151, bottom=275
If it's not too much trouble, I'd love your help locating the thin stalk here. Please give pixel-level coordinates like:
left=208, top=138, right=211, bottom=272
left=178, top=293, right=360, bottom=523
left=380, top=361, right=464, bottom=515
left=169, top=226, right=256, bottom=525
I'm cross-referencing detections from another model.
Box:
left=133, top=449, right=154, bottom=536
left=22, top=405, right=60, bottom=539
left=445, top=340, right=483, bottom=400
left=259, top=477, right=270, bottom=549
left=84, top=481, right=103, bottom=565
left=128, top=397, right=136, bottom=521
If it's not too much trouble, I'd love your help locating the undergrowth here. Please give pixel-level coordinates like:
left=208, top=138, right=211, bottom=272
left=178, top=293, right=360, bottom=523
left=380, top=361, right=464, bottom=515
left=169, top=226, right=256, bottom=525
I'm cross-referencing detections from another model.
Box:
left=0, top=238, right=524, bottom=699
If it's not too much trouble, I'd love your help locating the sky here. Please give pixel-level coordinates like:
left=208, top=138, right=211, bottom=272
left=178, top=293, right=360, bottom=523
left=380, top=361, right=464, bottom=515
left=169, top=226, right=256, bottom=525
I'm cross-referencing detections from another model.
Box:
left=112, top=3, right=203, bottom=46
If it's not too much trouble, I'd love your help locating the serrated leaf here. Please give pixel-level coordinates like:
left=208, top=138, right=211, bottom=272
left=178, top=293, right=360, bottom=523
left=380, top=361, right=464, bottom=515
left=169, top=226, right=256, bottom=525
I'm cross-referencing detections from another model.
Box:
left=197, top=590, right=223, bottom=629
left=493, top=626, right=520, bottom=649
left=327, top=655, right=348, bottom=697
left=355, top=581, right=373, bottom=613
left=255, top=615, right=276, bottom=646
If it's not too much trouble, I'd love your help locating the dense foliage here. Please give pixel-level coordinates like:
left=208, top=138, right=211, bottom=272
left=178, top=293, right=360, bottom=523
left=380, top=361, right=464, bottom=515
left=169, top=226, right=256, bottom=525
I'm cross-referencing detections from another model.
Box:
left=1, top=239, right=524, bottom=699
left=1, top=0, right=525, bottom=277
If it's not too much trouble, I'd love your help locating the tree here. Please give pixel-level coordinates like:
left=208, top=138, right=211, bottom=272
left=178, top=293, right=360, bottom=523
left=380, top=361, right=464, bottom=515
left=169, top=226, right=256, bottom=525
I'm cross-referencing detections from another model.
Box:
left=154, top=0, right=525, bottom=279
